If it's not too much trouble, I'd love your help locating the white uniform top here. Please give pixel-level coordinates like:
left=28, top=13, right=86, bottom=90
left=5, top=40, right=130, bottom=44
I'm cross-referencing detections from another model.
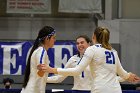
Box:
left=57, top=44, right=130, bottom=93
left=20, top=46, right=49, bottom=93
left=47, top=55, right=92, bottom=90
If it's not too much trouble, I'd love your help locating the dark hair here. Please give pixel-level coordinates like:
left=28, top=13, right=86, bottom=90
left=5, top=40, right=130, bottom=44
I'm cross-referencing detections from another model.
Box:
left=76, top=35, right=91, bottom=57
left=76, top=35, right=91, bottom=44
left=3, top=78, right=14, bottom=85
left=94, top=27, right=112, bottom=50
left=3, top=78, right=14, bottom=89
left=23, top=26, right=55, bottom=88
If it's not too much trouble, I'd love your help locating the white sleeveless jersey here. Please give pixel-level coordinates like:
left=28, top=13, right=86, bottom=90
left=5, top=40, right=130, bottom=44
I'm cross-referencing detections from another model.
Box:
left=20, top=46, right=49, bottom=93
left=47, top=55, right=92, bottom=90
left=57, top=44, right=130, bottom=93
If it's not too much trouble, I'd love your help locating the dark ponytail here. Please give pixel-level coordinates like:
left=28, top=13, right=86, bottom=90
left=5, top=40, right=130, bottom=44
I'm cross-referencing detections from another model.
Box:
left=22, top=38, right=40, bottom=88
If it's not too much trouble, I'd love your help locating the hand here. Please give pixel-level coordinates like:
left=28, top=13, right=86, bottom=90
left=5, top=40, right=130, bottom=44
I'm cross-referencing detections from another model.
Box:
left=37, top=64, right=58, bottom=74
left=37, top=70, right=45, bottom=77
left=37, top=64, right=48, bottom=72
left=37, top=64, right=46, bottom=77
left=127, top=72, right=140, bottom=83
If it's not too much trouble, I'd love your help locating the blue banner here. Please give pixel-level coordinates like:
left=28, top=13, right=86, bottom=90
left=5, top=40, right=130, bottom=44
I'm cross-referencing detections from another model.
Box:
left=0, top=41, right=77, bottom=75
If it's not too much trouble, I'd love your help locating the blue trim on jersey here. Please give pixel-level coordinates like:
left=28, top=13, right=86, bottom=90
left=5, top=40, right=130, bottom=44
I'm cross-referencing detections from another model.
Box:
left=40, top=48, right=45, bottom=64
left=77, top=56, right=85, bottom=78
left=82, top=72, right=84, bottom=77
left=95, top=44, right=102, bottom=47
left=77, top=56, right=83, bottom=65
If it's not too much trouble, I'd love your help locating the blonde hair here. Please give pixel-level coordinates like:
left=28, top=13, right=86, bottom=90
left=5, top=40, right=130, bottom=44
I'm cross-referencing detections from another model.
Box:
left=94, top=27, right=112, bottom=50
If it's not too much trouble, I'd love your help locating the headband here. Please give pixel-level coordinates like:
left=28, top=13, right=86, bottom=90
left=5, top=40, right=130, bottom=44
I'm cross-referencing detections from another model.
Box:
left=47, top=30, right=55, bottom=38
left=38, top=30, right=55, bottom=41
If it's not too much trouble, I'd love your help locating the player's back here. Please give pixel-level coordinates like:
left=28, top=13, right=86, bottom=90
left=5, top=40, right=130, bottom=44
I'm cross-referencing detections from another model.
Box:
left=89, top=44, right=122, bottom=93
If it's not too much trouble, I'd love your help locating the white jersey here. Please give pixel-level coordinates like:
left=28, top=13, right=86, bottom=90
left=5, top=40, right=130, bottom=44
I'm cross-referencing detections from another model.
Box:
left=47, top=55, right=92, bottom=90
left=20, top=46, right=49, bottom=93
left=57, top=44, right=130, bottom=93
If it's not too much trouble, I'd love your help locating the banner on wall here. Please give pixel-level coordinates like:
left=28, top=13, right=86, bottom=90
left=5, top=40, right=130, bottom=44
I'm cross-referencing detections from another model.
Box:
left=58, top=0, right=102, bottom=13
left=6, top=0, right=51, bottom=14
left=0, top=41, right=77, bottom=75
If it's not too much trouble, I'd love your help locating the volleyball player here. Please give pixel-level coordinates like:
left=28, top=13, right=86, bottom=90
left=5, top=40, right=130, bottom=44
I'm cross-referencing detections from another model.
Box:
left=20, top=26, right=56, bottom=93
left=38, top=27, right=140, bottom=93
left=47, top=35, right=92, bottom=93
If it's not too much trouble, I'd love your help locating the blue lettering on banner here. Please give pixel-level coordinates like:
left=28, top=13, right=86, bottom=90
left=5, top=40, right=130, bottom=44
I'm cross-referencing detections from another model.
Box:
left=0, top=42, right=32, bottom=75
left=0, top=41, right=77, bottom=75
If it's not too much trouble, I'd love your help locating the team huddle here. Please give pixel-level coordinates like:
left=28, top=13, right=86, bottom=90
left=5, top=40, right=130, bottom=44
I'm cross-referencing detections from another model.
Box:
left=20, top=26, right=140, bottom=93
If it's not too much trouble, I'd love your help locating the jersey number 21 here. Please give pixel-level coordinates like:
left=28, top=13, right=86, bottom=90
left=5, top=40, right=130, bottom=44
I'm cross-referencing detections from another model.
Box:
left=105, top=51, right=115, bottom=64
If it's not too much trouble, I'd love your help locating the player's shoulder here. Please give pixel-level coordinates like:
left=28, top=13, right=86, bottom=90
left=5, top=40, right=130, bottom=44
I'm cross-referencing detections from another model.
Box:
left=69, top=54, right=79, bottom=60
left=111, top=48, right=118, bottom=54
left=84, top=46, right=96, bottom=55
left=33, top=46, right=46, bottom=55
left=67, top=55, right=79, bottom=64
left=35, top=46, right=44, bottom=51
left=73, top=54, right=79, bottom=58
left=87, top=44, right=102, bottom=50
left=104, top=48, right=118, bottom=55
